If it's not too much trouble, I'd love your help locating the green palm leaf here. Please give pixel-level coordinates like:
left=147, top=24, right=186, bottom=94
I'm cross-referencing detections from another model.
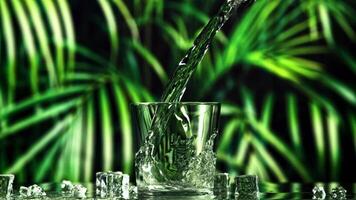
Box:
left=113, top=83, right=133, bottom=173
left=11, top=0, right=41, bottom=92
left=310, top=102, right=326, bottom=177
left=98, top=0, right=119, bottom=63
left=99, top=87, right=114, bottom=171
left=41, top=0, right=65, bottom=83
left=57, top=0, right=76, bottom=72
left=84, top=97, right=95, bottom=182
left=25, top=0, right=56, bottom=88
left=0, top=0, right=16, bottom=104
left=5, top=115, right=72, bottom=174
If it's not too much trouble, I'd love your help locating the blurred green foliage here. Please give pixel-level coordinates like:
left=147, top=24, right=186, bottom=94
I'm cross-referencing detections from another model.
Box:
left=0, top=0, right=355, bottom=184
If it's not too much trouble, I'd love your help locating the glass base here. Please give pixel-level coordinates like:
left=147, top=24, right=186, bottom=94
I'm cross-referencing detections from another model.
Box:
left=138, top=185, right=212, bottom=197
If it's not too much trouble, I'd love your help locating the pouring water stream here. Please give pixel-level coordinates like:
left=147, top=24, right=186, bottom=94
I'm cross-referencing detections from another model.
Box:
left=136, top=0, right=250, bottom=187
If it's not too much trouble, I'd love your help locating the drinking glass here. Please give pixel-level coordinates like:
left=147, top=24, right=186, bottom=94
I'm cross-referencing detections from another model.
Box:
left=131, top=102, right=220, bottom=196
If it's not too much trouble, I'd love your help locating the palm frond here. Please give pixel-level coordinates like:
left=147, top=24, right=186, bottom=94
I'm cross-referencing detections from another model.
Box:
left=57, top=0, right=76, bottom=72
left=287, top=94, right=302, bottom=157
left=113, top=84, right=133, bottom=173
left=41, top=0, right=65, bottom=83
left=0, top=0, right=16, bottom=105
left=99, top=87, right=114, bottom=171
left=112, top=0, right=139, bottom=41
left=310, top=102, right=326, bottom=177
left=25, top=0, right=56, bottom=87
left=83, top=97, right=94, bottom=182
left=0, top=99, right=80, bottom=139
left=98, top=0, right=119, bottom=63
left=132, top=41, right=168, bottom=84
left=11, top=0, right=41, bottom=92
left=326, top=110, right=340, bottom=180
left=219, top=90, right=313, bottom=181
left=5, top=115, right=73, bottom=174
left=302, top=0, right=356, bottom=45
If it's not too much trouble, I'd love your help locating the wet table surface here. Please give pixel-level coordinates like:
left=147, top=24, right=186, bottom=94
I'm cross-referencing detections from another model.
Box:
left=9, top=182, right=356, bottom=199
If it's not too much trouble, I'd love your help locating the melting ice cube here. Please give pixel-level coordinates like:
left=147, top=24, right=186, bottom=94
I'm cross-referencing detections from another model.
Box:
left=312, top=185, right=326, bottom=200
left=61, top=180, right=74, bottom=197
left=96, top=171, right=130, bottom=198
left=60, top=180, right=87, bottom=198
left=228, top=177, right=237, bottom=198
left=214, top=172, right=229, bottom=198
left=234, top=175, right=259, bottom=199
left=331, top=186, right=347, bottom=200
left=72, top=184, right=87, bottom=199
left=0, top=174, right=14, bottom=198
left=96, top=172, right=108, bottom=197
left=19, top=184, right=46, bottom=198
left=129, top=185, right=138, bottom=199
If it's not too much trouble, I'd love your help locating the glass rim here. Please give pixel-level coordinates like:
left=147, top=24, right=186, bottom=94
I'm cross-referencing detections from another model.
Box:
left=131, top=102, right=221, bottom=106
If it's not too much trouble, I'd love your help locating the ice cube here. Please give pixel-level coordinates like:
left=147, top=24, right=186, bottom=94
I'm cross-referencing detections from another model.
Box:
left=214, top=173, right=229, bottom=189
left=72, top=184, right=87, bottom=199
left=61, top=180, right=87, bottom=198
left=113, top=172, right=130, bottom=197
left=96, top=172, right=108, bottom=197
left=19, top=186, right=30, bottom=197
left=214, top=172, right=229, bottom=198
left=61, top=180, right=74, bottom=197
left=312, top=185, right=326, bottom=199
left=129, top=185, right=138, bottom=199
left=29, top=184, right=46, bottom=197
left=331, top=186, right=347, bottom=199
left=0, top=174, right=14, bottom=198
left=96, top=171, right=130, bottom=198
left=120, top=174, right=130, bottom=199
left=19, top=184, right=46, bottom=198
left=229, top=179, right=236, bottom=199
left=234, top=175, right=259, bottom=197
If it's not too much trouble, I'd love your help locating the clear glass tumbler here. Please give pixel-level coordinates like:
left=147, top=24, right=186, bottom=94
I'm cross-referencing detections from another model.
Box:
left=131, top=102, right=220, bottom=196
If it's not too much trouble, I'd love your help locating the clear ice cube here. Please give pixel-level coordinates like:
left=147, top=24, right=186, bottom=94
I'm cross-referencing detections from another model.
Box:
left=312, top=185, right=326, bottom=200
left=19, top=186, right=30, bottom=197
left=96, top=171, right=130, bottom=198
left=129, top=185, right=138, bottom=199
left=331, top=186, right=347, bottom=199
left=73, top=184, right=87, bottom=199
left=96, top=172, right=108, bottom=197
left=234, top=175, right=259, bottom=197
left=214, top=172, right=229, bottom=198
left=61, top=180, right=74, bottom=197
left=214, top=173, right=229, bottom=189
left=19, top=184, right=46, bottom=198
left=60, top=180, right=87, bottom=198
left=0, top=174, right=14, bottom=198
left=229, top=181, right=236, bottom=197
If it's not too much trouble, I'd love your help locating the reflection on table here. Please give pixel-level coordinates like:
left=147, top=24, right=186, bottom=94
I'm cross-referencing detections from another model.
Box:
left=11, top=182, right=356, bottom=199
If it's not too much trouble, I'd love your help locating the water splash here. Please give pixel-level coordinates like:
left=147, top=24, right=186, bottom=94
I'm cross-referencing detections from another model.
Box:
left=136, top=0, right=250, bottom=189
